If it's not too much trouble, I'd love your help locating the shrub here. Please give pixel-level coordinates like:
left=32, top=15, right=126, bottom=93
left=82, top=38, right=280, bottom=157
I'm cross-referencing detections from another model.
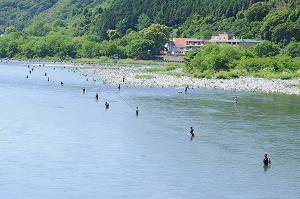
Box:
left=135, top=74, right=155, bottom=79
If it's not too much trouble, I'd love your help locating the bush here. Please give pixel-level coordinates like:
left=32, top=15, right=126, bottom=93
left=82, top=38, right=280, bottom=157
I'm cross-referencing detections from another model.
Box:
left=215, top=71, right=231, bottom=79
left=135, top=74, right=155, bottom=79
left=214, top=71, right=241, bottom=79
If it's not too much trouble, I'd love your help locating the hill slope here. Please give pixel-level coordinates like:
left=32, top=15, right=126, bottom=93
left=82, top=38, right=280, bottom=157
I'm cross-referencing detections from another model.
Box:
left=0, top=0, right=108, bottom=34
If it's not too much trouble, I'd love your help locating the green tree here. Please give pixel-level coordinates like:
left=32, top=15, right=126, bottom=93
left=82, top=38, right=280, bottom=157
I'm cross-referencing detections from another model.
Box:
left=81, top=40, right=95, bottom=58
left=249, top=40, right=280, bottom=57
left=25, top=21, right=52, bottom=37
left=136, top=13, right=152, bottom=31
left=184, top=43, right=255, bottom=74
left=184, top=48, right=200, bottom=72
left=7, top=40, right=20, bottom=58
left=138, top=24, right=169, bottom=55
left=260, top=10, right=289, bottom=41
left=52, top=19, right=67, bottom=28
left=288, top=5, right=300, bottom=22
left=107, top=29, right=120, bottom=40
left=244, top=2, right=269, bottom=22
left=5, top=26, right=17, bottom=34
left=272, top=22, right=300, bottom=44
left=21, top=38, right=37, bottom=58
left=116, top=18, right=128, bottom=36
left=127, top=38, right=154, bottom=59
left=34, top=39, right=50, bottom=57
left=281, top=42, right=300, bottom=58
left=0, top=36, right=8, bottom=58
left=153, top=10, right=164, bottom=24
left=100, top=40, right=120, bottom=57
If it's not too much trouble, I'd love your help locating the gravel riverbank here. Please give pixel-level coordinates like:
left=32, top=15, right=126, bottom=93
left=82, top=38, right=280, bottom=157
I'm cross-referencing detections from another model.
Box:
left=3, top=60, right=299, bottom=95
left=82, top=65, right=300, bottom=95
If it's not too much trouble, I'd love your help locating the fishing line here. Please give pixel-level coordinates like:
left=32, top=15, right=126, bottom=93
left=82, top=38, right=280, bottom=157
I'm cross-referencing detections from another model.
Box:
left=93, top=76, right=135, bottom=111
left=0, top=120, right=33, bottom=164
left=207, top=91, right=253, bottom=134
left=97, top=86, right=108, bottom=102
left=93, top=66, right=201, bottom=128
left=110, top=76, right=202, bottom=132
left=110, top=84, right=135, bottom=110
left=0, top=119, right=22, bottom=133
left=120, top=65, right=198, bottom=134
left=93, top=70, right=200, bottom=135
left=234, top=102, right=251, bottom=134
left=103, top=78, right=136, bottom=111
left=0, top=149, right=33, bottom=163
left=92, top=64, right=161, bottom=111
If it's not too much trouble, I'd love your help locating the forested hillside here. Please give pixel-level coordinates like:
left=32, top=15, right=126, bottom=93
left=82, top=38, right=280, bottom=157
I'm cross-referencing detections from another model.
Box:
left=0, top=0, right=108, bottom=34
left=0, top=0, right=58, bottom=33
left=2, top=0, right=300, bottom=42
left=93, top=0, right=252, bottom=39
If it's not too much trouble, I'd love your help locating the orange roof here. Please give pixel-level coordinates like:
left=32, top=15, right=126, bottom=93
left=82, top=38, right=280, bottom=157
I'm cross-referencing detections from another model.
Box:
left=173, top=38, right=186, bottom=47
left=173, top=38, right=205, bottom=46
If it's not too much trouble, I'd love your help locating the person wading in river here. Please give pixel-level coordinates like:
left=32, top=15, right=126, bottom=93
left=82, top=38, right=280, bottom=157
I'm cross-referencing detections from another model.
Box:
left=190, top=127, right=195, bottom=137
left=262, top=154, right=271, bottom=165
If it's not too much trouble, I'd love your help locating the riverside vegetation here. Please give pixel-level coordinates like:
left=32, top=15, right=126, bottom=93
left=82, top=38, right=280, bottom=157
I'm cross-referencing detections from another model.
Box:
left=1, top=0, right=300, bottom=84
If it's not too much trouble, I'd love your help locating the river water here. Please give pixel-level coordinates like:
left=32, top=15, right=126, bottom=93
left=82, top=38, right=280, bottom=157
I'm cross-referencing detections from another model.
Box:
left=0, top=60, right=299, bottom=199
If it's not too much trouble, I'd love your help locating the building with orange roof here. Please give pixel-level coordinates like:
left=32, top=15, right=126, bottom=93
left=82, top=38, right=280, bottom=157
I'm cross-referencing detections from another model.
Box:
left=165, top=33, right=263, bottom=54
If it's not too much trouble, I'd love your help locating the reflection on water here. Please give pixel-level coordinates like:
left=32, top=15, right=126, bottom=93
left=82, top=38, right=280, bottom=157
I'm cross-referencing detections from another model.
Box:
left=0, top=61, right=300, bottom=199
left=263, top=165, right=271, bottom=173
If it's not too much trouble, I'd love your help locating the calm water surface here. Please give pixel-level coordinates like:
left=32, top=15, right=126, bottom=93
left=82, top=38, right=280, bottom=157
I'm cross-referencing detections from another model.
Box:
left=0, top=61, right=299, bottom=198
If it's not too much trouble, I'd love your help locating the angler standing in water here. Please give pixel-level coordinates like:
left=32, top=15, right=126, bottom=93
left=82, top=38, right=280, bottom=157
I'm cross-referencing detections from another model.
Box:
left=190, top=127, right=195, bottom=137
left=136, top=107, right=139, bottom=115
left=184, top=85, right=189, bottom=94
left=234, top=96, right=238, bottom=103
left=262, top=154, right=271, bottom=165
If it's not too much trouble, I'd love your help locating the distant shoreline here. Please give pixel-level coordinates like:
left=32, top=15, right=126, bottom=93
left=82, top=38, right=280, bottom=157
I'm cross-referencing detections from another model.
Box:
left=3, top=59, right=300, bottom=95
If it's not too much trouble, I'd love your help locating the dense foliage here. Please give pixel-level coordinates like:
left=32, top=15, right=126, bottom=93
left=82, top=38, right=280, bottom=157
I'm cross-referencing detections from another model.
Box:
left=92, top=0, right=252, bottom=40
left=0, top=0, right=58, bottom=32
left=0, top=24, right=169, bottom=60
left=183, top=43, right=300, bottom=79
left=0, top=0, right=108, bottom=34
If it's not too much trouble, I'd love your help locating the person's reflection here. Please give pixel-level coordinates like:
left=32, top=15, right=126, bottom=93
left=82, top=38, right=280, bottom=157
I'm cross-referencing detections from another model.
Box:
left=190, top=135, right=195, bottom=141
left=263, top=165, right=271, bottom=173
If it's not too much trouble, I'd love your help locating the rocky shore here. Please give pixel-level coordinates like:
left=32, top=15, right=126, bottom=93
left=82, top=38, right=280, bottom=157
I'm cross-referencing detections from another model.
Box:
left=2, top=60, right=299, bottom=95
left=82, top=65, right=300, bottom=95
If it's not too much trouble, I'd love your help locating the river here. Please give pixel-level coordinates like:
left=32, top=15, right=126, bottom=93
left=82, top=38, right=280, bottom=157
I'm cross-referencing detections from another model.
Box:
left=0, top=60, right=299, bottom=198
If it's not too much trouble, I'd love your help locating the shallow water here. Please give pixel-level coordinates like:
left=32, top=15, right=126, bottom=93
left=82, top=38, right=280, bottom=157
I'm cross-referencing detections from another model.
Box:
left=0, top=60, right=300, bottom=199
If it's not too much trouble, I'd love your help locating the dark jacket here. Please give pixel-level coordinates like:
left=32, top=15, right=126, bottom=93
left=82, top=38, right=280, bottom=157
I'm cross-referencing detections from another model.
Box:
left=263, top=157, right=268, bottom=165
